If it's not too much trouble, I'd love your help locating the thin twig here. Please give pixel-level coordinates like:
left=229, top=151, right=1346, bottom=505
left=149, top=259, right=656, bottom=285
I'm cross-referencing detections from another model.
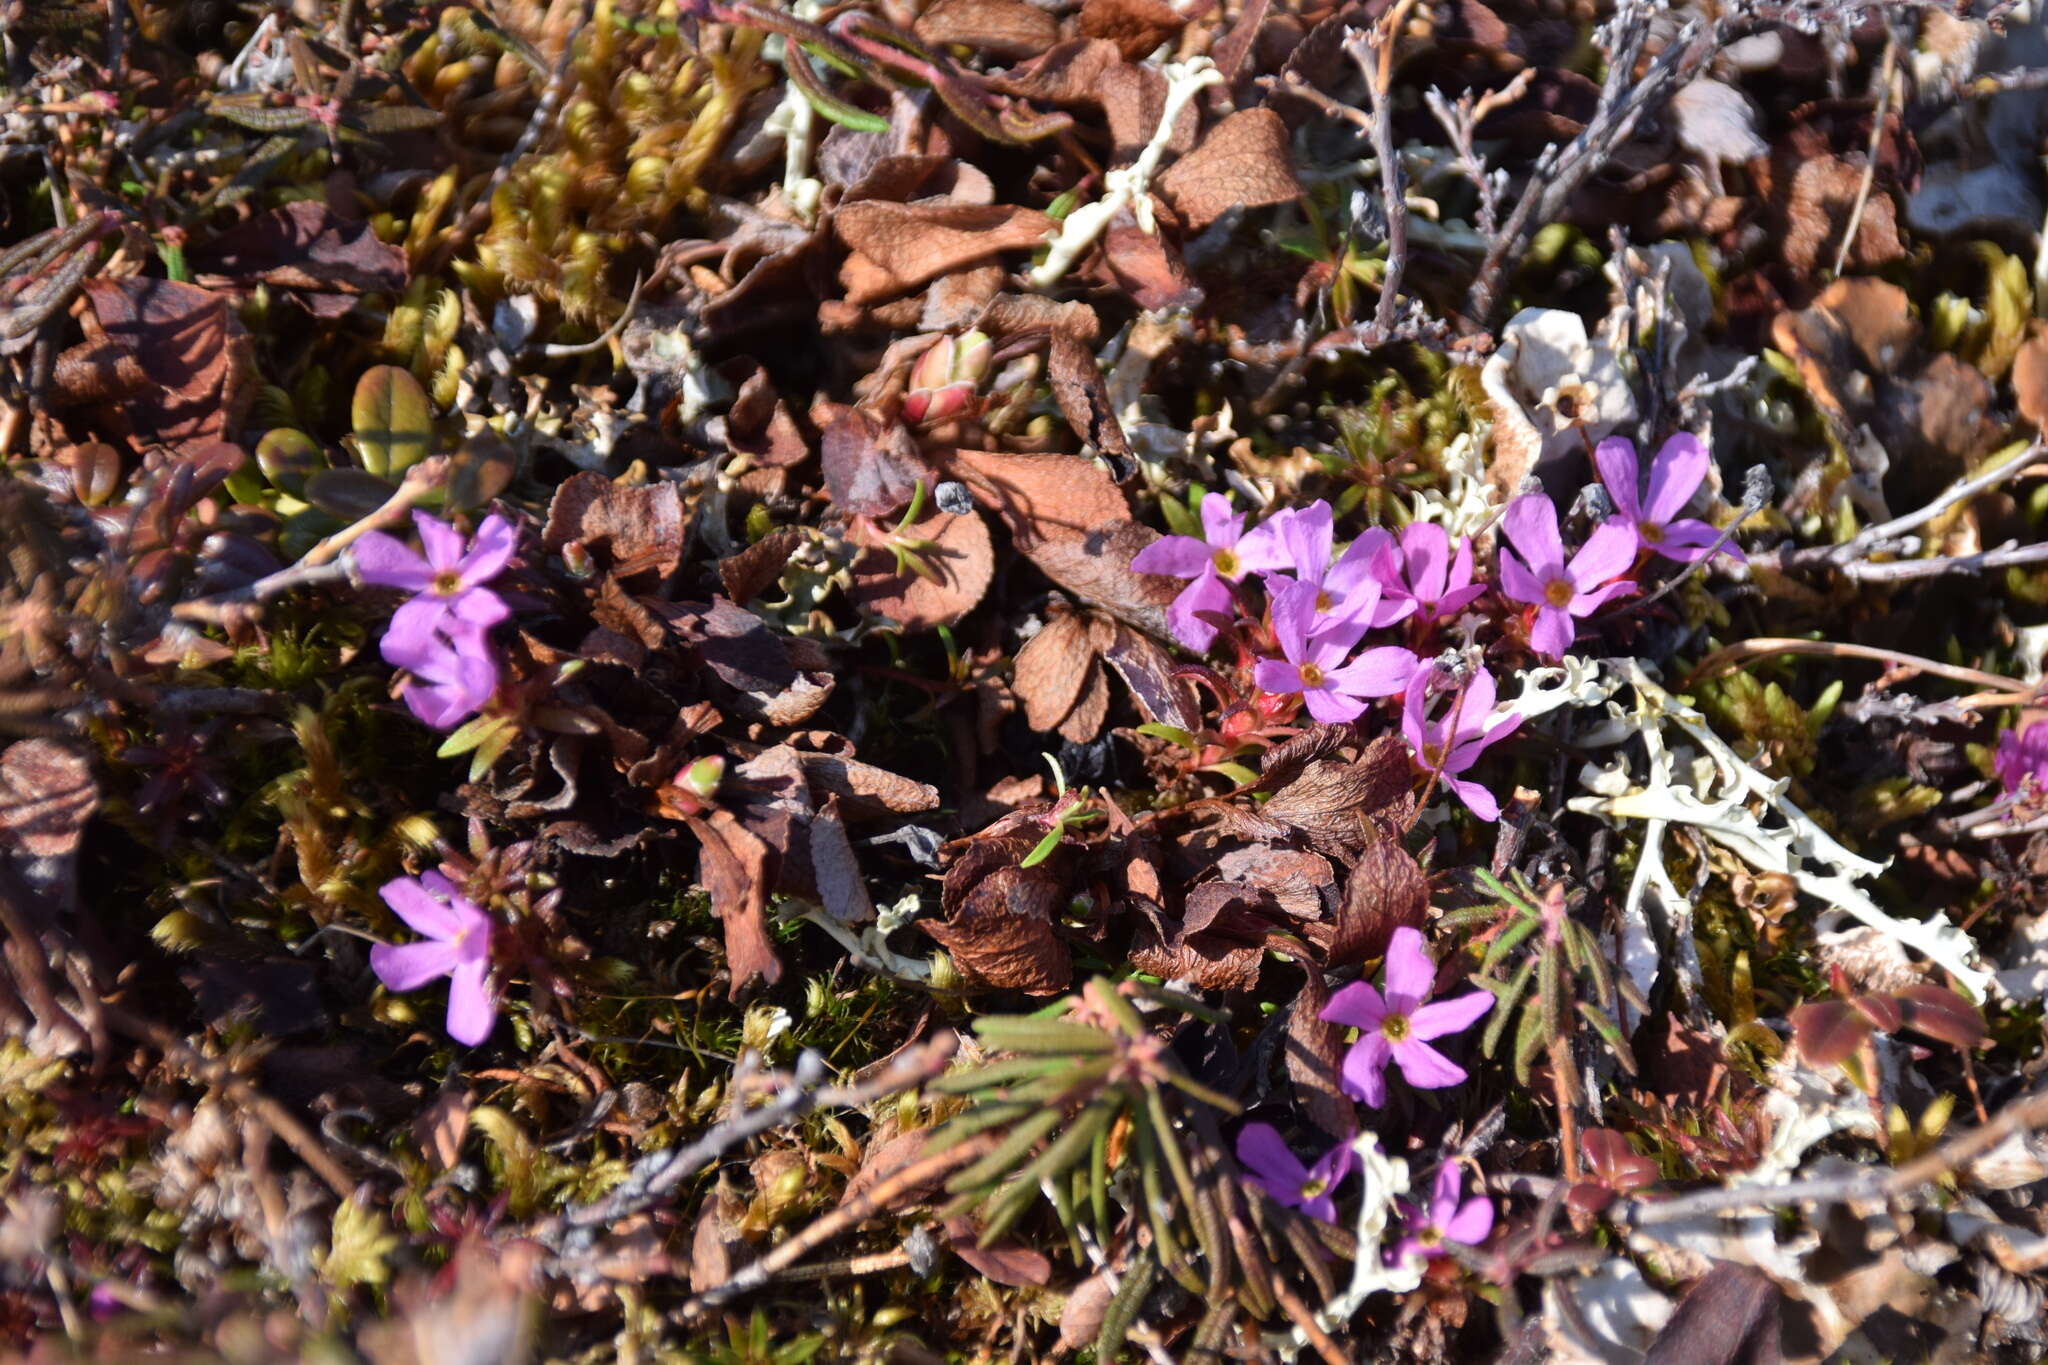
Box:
left=1830, top=30, right=1897, bottom=280
left=1839, top=539, right=2048, bottom=583
left=1346, top=1, right=1420, bottom=338
left=1678, top=637, right=2029, bottom=697
left=683, top=1130, right=996, bottom=1315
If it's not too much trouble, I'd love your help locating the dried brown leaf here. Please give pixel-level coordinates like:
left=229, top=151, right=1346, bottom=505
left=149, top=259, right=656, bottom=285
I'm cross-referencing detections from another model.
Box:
left=190, top=200, right=408, bottom=294
left=687, top=808, right=782, bottom=997
left=543, top=472, right=685, bottom=580
left=913, top=0, right=1058, bottom=59
left=63, top=278, right=253, bottom=452
left=833, top=202, right=1056, bottom=304
left=1157, top=108, right=1302, bottom=230
left=820, top=408, right=932, bottom=519
left=719, top=526, right=805, bottom=605
left=1286, top=970, right=1353, bottom=1138
left=1013, top=610, right=1095, bottom=732
left=1078, top=0, right=1185, bottom=62
left=1328, top=837, right=1429, bottom=966
left=847, top=507, right=995, bottom=630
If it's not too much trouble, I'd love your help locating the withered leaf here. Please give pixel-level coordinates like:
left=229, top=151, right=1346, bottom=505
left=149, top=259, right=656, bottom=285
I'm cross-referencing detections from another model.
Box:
left=808, top=796, right=875, bottom=924
left=413, top=1087, right=474, bottom=1174
left=821, top=408, right=931, bottom=519
left=847, top=507, right=995, bottom=630
left=65, top=278, right=253, bottom=452
left=1263, top=747, right=1414, bottom=862
left=543, top=472, right=685, bottom=580
left=1092, top=616, right=1200, bottom=732
left=1013, top=609, right=1095, bottom=732
left=942, top=1217, right=1053, bottom=1286
left=719, top=525, right=805, bottom=605
left=1078, top=0, right=1185, bottom=62
left=2014, top=327, right=2048, bottom=430
left=921, top=869, right=1072, bottom=993
left=1642, top=1264, right=1784, bottom=1365
left=833, top=202, right=1056, bottom=304
left=190, top=200, right=408, bottom=294
left=688, top=807, right=783, bottom=997
left=936, top=448, right=1132, bottom=548
left=791, top=751, right=942, bottom=816
left=913, top=0, right=1058, bottom=59
left=1057, top=658, right=1111, bottom=744
left=1157, top=108, right=1302, bottom=231
left=1285, top=969, right=1353, bottom=1138
left=1328, top=836, right=1429, bottom=966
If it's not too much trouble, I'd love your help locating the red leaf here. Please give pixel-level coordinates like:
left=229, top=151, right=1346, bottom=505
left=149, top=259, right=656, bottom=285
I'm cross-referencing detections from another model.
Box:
left=1893, top=983, right=1987, bottom=1050
left=1790, top=999, right=1872, bottom=1068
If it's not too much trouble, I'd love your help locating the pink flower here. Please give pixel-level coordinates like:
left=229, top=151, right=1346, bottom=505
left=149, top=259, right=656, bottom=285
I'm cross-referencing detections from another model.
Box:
left=1392, top=1163, right=1494, bottom=1262
left=354, top=512, right=517, bottom=669
left=1496, top=494, right=1638, bottom=659
left=1322, top=926, right=1493, bottom=1107
left=1593, top=433, right=1742, bottom=564
left=1131, top=493, right=1284, bottom=651
left=1402, top=665, right=1521, bottom=821
left=1996, top=722, right=2048, bottom=794
left=1252, top=504, right=1412, bottom=631
left=396, top=625, right=498, bottom=730
left=1236, top=1122, right=1356, bottom=1224
left=370, top=871, right=497, bottom=1045
left=1380, top=523, right=1486, bottom=622
left=1254, top=580, right=1419, bottom=723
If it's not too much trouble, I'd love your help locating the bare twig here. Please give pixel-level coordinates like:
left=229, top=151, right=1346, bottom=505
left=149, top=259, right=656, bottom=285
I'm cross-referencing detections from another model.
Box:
left=1839, top=539, right=2048, bottom=583
left=1345, top=1, right=1421, bottom=338
left=1679, top=637, right=2029, bottom=696
left=552, top=1032, right=957, bottom=1239
left=1830, top=29, right=1897, bottom=280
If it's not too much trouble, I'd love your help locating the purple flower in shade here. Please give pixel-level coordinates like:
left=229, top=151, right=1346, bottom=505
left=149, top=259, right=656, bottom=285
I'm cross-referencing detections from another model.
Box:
left=1254, top=580, right=1420, bottom=723
left=1253, top=504, right=1413, bottom=632
left=370, top=871, right=497, bottom=1045
left=354, top=511, right=517, bottom=668
left=396, top=626, right=498, bottom=730
left=1380, top=522, right=1486, bottom=623
left=1392, top=1163, right=1494, bottom=1263
left=1496, top=494, right=1639, bottom=660
left=1236, top=1122, right=1357, bottom=1224
left=1996, top=722, right=2048, bottom=794
left=1593, top=433, right=1743, bottom=565
left=1401, top=665, right=1521, bottom=822
left=1321, top=926, right=1493, bottom=1107
left=1131, top=494, right=1284, bottom=651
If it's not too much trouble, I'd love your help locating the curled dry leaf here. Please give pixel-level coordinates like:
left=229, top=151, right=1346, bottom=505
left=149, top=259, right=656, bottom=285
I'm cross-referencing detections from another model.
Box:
left=1286, top=968, right=1354, bottom=1139
left=1013, top=609, right=1095, bottom=733
left=833, top=202, right=1057, bottom=305
left=685, top=806, right=783, bottom=997
left=847, top=507, right=996, bottom=630
left=543, top=473, right=685, bottom=580
left=913, top=0, right=1059, bottom=59
left=2011, top=326, right=2048, bottom=431
left=719, top=525, right=805, bottom=605
left=1326, top=836, right=1429, bottom=967
left=1078, top=0, right=1186, bottom=62
left=60, top=278, right=253, bottom=453
left=821, top=408, right=932, bottom=519
left=189, top=200, right=408, bottom=295
left=1156, top=107, right=1303, bottom=231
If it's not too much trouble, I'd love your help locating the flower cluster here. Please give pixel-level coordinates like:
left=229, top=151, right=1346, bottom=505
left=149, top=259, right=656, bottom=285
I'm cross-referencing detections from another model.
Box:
left=1137, top=433, right=1743, bottom=820
left=353, top=512, right=516, bottom=730
left=371, top=871, right=497, bottom=1045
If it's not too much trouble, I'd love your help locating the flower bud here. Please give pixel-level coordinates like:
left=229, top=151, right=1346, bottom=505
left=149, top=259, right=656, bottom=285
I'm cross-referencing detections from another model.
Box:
left=677, top=754, right=725, bottom=801
left=902, top=330, right=991, bottom=425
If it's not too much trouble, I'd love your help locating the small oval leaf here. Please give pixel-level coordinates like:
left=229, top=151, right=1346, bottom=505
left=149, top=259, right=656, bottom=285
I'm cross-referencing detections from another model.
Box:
left=351, top=364, right=432, bottom=477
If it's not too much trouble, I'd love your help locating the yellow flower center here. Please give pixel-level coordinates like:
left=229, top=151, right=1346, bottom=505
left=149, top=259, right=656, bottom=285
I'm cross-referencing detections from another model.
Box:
left=1298, top=662, right=1326, bottom=688
left=1421, top=742, right=1444, bottom=767
left=1316, top=589, right=1334, bottom=612
left=434, top=569, right=464, bottom=596
left=1301, top=1175, right=1329, bottom=1199
left=1640, top=522, right=1665, bottom=545
left=1212, top=548, right=1240, bottom=578
left=1382, top=1012, right=1412, bottom=1042
left=1543, top=578, right=1574, bottom=608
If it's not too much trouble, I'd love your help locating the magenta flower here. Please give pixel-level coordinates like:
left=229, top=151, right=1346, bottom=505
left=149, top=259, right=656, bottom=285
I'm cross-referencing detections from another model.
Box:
left=1392, top=1163, right=1494, bottom=1263
left=1996, top=722, right=2048, bottom=794
left=396, top=626, right=498, bottom=730
left=1380, top=523, right=1486, bottom=622
left=1402, top=665, right=1521, bottom=821
left=1496, top=494, right=1638, bottom=659
left=1322, top=926, right=1493, bottom=1107
left=1131, top=494, right=1283, bottom=651
left=1593, top=433, right=1742, bottom=564
left=354, top=511, right=517, bottom=668
left=370, top=871, right=497, bottom=1045
left=1236, top=1123, right=1357, bottom=1224
left=1253, top=505, right=1412, bottom=631
left=1255, top=580, right=1419, bottom=723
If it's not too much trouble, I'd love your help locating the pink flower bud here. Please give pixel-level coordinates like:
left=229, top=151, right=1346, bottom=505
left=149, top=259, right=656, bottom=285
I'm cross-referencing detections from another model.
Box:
left=677, top=755, right=725, bottom=800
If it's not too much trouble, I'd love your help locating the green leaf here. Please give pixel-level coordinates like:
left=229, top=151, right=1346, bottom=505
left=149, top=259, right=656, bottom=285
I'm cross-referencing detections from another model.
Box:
left=323, top=1197, right=399, bottom=1292
left=1018, top=826, right=1062, bottom=869
left=437, top=713, right=509, bottom=759
left=351, top=364, right=433, bottom=478
left=1135, top=722, right=1199, bottom=750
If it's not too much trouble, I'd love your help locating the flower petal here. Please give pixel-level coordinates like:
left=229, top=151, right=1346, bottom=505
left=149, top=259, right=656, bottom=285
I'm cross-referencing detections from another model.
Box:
left=1409, top=988, right=1494, bottom=1040
left=1443, top=1195, right=1495, bottom=1246
left=456, top=514, right=518, bottom=587
left=1501, top=494, right=1565, bottom=579
left=381, top=596, right=452, bottom=670
left=351, top=532, right=433, bottom=592
left=370, top=939, right=461, bottom=992
left=1390, top=1038, right=1468, bottom=1090
left=1341, top=1033, right=1392, bottom=1106
left=444, top=956, right=497, bottom=1046
left=1254, top=657, right=1306, bottom=697
left=1528, top=605, right=1575, bottom=660
left=1431, top=1162, right=1463, bottom=1221
left=1495, top=548, right=1547, bottom=608
left=1400, top=522, right=1450, bottom=599
left=447, top=586, right=511, bottom=630
left=380, top=876, right=465, bottom=939
left=1302, top=685, right=1368, bottom=724
left=1322, top=980, right=1387, bottom=1030
left=1567, top=519, right=1639, bottom=591
left=1566, top=578, right=1638, bottom=616
left=1132, top=534, right=1214, bottom=579
left=1167, top=570, right=1231, bottom=651
left=1270, top=577, right=1318, bottom=662
left=1199, top=493, right=1242, bottom=548
left=1381, top=927, right=1435, bottom=1006
left=1326, top=646, right=1420, bottom=700
left=413, top=512, right=465, bottom=572
left=1649, top=518, right=1739, bottom=564
left=1444, top=774, right=1501, bottom=821
left=1645, top=432, right=1708, bottom=524
left=1236, top=1123, right=1310, bottom=1200
left=1592, top=437, right=1644, bottom=523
